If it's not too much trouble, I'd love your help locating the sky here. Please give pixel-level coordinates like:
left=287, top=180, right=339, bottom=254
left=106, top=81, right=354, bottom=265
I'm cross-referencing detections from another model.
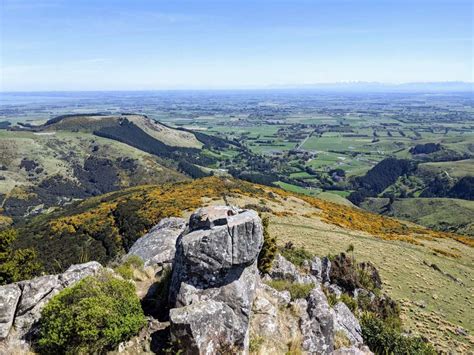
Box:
left=0, top=0, right=473, bottom=91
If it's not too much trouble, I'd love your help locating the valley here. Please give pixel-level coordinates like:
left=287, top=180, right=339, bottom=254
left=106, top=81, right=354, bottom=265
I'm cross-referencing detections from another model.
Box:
left=1, top=91, right=472, bottom=236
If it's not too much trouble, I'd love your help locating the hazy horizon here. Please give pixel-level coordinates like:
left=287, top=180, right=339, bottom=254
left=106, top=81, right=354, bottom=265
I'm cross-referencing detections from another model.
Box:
left=1, top=0, right=473, bottom=91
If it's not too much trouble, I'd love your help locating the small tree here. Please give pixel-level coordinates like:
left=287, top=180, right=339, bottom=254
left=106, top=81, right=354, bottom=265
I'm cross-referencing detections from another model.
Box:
left=257, top=216, right=277, bottom=273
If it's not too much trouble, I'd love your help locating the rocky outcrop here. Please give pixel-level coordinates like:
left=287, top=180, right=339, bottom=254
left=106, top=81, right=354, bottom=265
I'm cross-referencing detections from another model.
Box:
left=0, top=261, right=102, bottom=347
left=169, top=206, right=264, bottom=354
left=269, top=254, right=318, bottom=285
left=333, top=302, right=363, bottom=345
left=301, top=287, right=335, bottom=354
left=127, top=217, right=186, bottom=268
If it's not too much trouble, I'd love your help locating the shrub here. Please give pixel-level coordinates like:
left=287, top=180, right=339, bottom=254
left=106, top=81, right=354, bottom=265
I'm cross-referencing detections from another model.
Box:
left=334, top=330, right=351, bottom=349
left=279, top=242, right=313, bottom=267
left=330, top=253, right=381, bottom=294
left=340, top=293, right=358, bottom=312
left=257, top=216, right=277, bottom=273
left=361, top=313, right=436, bottom=355
left=322, top=287, right=338, bottom=307
left=113, top=255, right=144, bottom=280
left=249, top=335, right=264, bottom=353
left=38, top=272, right=146, bottom=354
left=266, top=280, right=314, bottom=300
left=0, top=228, right=41, bottom=285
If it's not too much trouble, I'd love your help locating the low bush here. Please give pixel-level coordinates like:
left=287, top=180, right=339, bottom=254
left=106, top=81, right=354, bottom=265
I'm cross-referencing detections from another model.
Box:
left=37, top=272, right=146, bottom=354
left=266, top=280, right=314, bottom=300
left=361, top=313, right=436, bottom=355
left=249, top=335, right=264, bottom=353
left=114, top=255, right=144, bottom=280
left=279, top=242, right=313, bottom=267
left=334, top=330, right=351, bottom=349
left=339, top=293, right=358, bottom=312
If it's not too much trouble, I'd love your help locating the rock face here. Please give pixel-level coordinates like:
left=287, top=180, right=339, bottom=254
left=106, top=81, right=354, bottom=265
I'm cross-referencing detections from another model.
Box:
left=333, top=302, right=363, bottom=345
left=127, top=217, right=186, bottom=267
left=0, top=261, right=102, bottom=346
left=269, top=254, right=317, bottom=285
left=301, top=287, right=335, bottom=354
left=169, top=206, right=264, bottom=355
left=0, top=285, right=21, bottom=339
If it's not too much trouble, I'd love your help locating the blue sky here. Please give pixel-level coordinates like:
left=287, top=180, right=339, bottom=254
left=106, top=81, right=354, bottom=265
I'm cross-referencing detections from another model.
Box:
left=0, top=0, right=472, bottom=91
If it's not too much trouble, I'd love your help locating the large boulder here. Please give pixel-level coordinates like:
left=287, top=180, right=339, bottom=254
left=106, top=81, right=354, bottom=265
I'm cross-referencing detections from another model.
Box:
left=333, top=302, right=363, bottom=345
left=0, top=285, right=21, bottom=339
left=127, top=217, right=186, bottom=268
left=169, top=206, right=264, bottom=354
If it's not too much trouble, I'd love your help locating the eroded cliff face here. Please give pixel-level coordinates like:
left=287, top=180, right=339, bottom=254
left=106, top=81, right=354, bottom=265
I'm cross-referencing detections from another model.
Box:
left=0, top=206, right=373, bottom=354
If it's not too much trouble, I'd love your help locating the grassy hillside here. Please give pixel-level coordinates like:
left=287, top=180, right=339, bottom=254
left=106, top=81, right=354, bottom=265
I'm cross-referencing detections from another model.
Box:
left=419, top=159, right=474, bottom=178
left=5, top=176, right=472, bottom=352
left=0, top=114, right=239, bottom=218
left=0, top=130, right=186, bottom=218
left=361, top=197, right=474, bottom=236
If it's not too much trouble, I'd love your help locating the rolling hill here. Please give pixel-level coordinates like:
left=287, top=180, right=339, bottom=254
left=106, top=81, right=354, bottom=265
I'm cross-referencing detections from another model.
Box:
left=0, top=114, right=239, bottom=219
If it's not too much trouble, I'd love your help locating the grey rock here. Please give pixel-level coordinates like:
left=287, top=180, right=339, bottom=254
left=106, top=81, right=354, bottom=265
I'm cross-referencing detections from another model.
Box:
left=268, top=254, right=317, bottom=285
left=269, top=254, right=301, bottom=282
left=15, top=261, right=102, bottom=339
left=188, top=205, right=239, bottom=231
left=13, top=275, right=62, bottom=338
left=309, top=256, right=323, bottom=282
left=0, top=284, right=21, bottom=339
left=353, top=288, right=375, bottom=302
left=169, top=206, right=264, bottom=354
left=17, top=275, right=60, bottom=316
left=301, top=287, right=335, bottom=354
left=127, top=217, right=186, bottom=267
left=259, top=283, right=291, bottom=306
left=170, top=300, right=242, bottom=355
left=333, top=302, right=363, bottom=345
left=328, top=284, right=343, bottom=299
left=322, top=257, right=331, bottom=283
left=60, top=261, right=102, bottom=287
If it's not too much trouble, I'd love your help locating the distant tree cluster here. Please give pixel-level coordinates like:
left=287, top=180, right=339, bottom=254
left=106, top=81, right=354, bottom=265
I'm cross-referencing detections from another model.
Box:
left=409, top=143, right=441, bottom=155
left=348, top=158, right=416, bottom=205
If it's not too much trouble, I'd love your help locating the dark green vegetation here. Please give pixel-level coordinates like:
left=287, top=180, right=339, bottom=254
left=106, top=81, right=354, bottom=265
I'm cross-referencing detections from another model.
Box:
left=38, top=272, right=146, bottom=354
left=361, top=314, right=436, bottom=355
left=0, top=228, right=41, bottom=284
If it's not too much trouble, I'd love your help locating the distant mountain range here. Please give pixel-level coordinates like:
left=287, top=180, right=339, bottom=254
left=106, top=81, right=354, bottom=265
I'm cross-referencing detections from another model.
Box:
left=267, top=81, right=473, bottom=92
